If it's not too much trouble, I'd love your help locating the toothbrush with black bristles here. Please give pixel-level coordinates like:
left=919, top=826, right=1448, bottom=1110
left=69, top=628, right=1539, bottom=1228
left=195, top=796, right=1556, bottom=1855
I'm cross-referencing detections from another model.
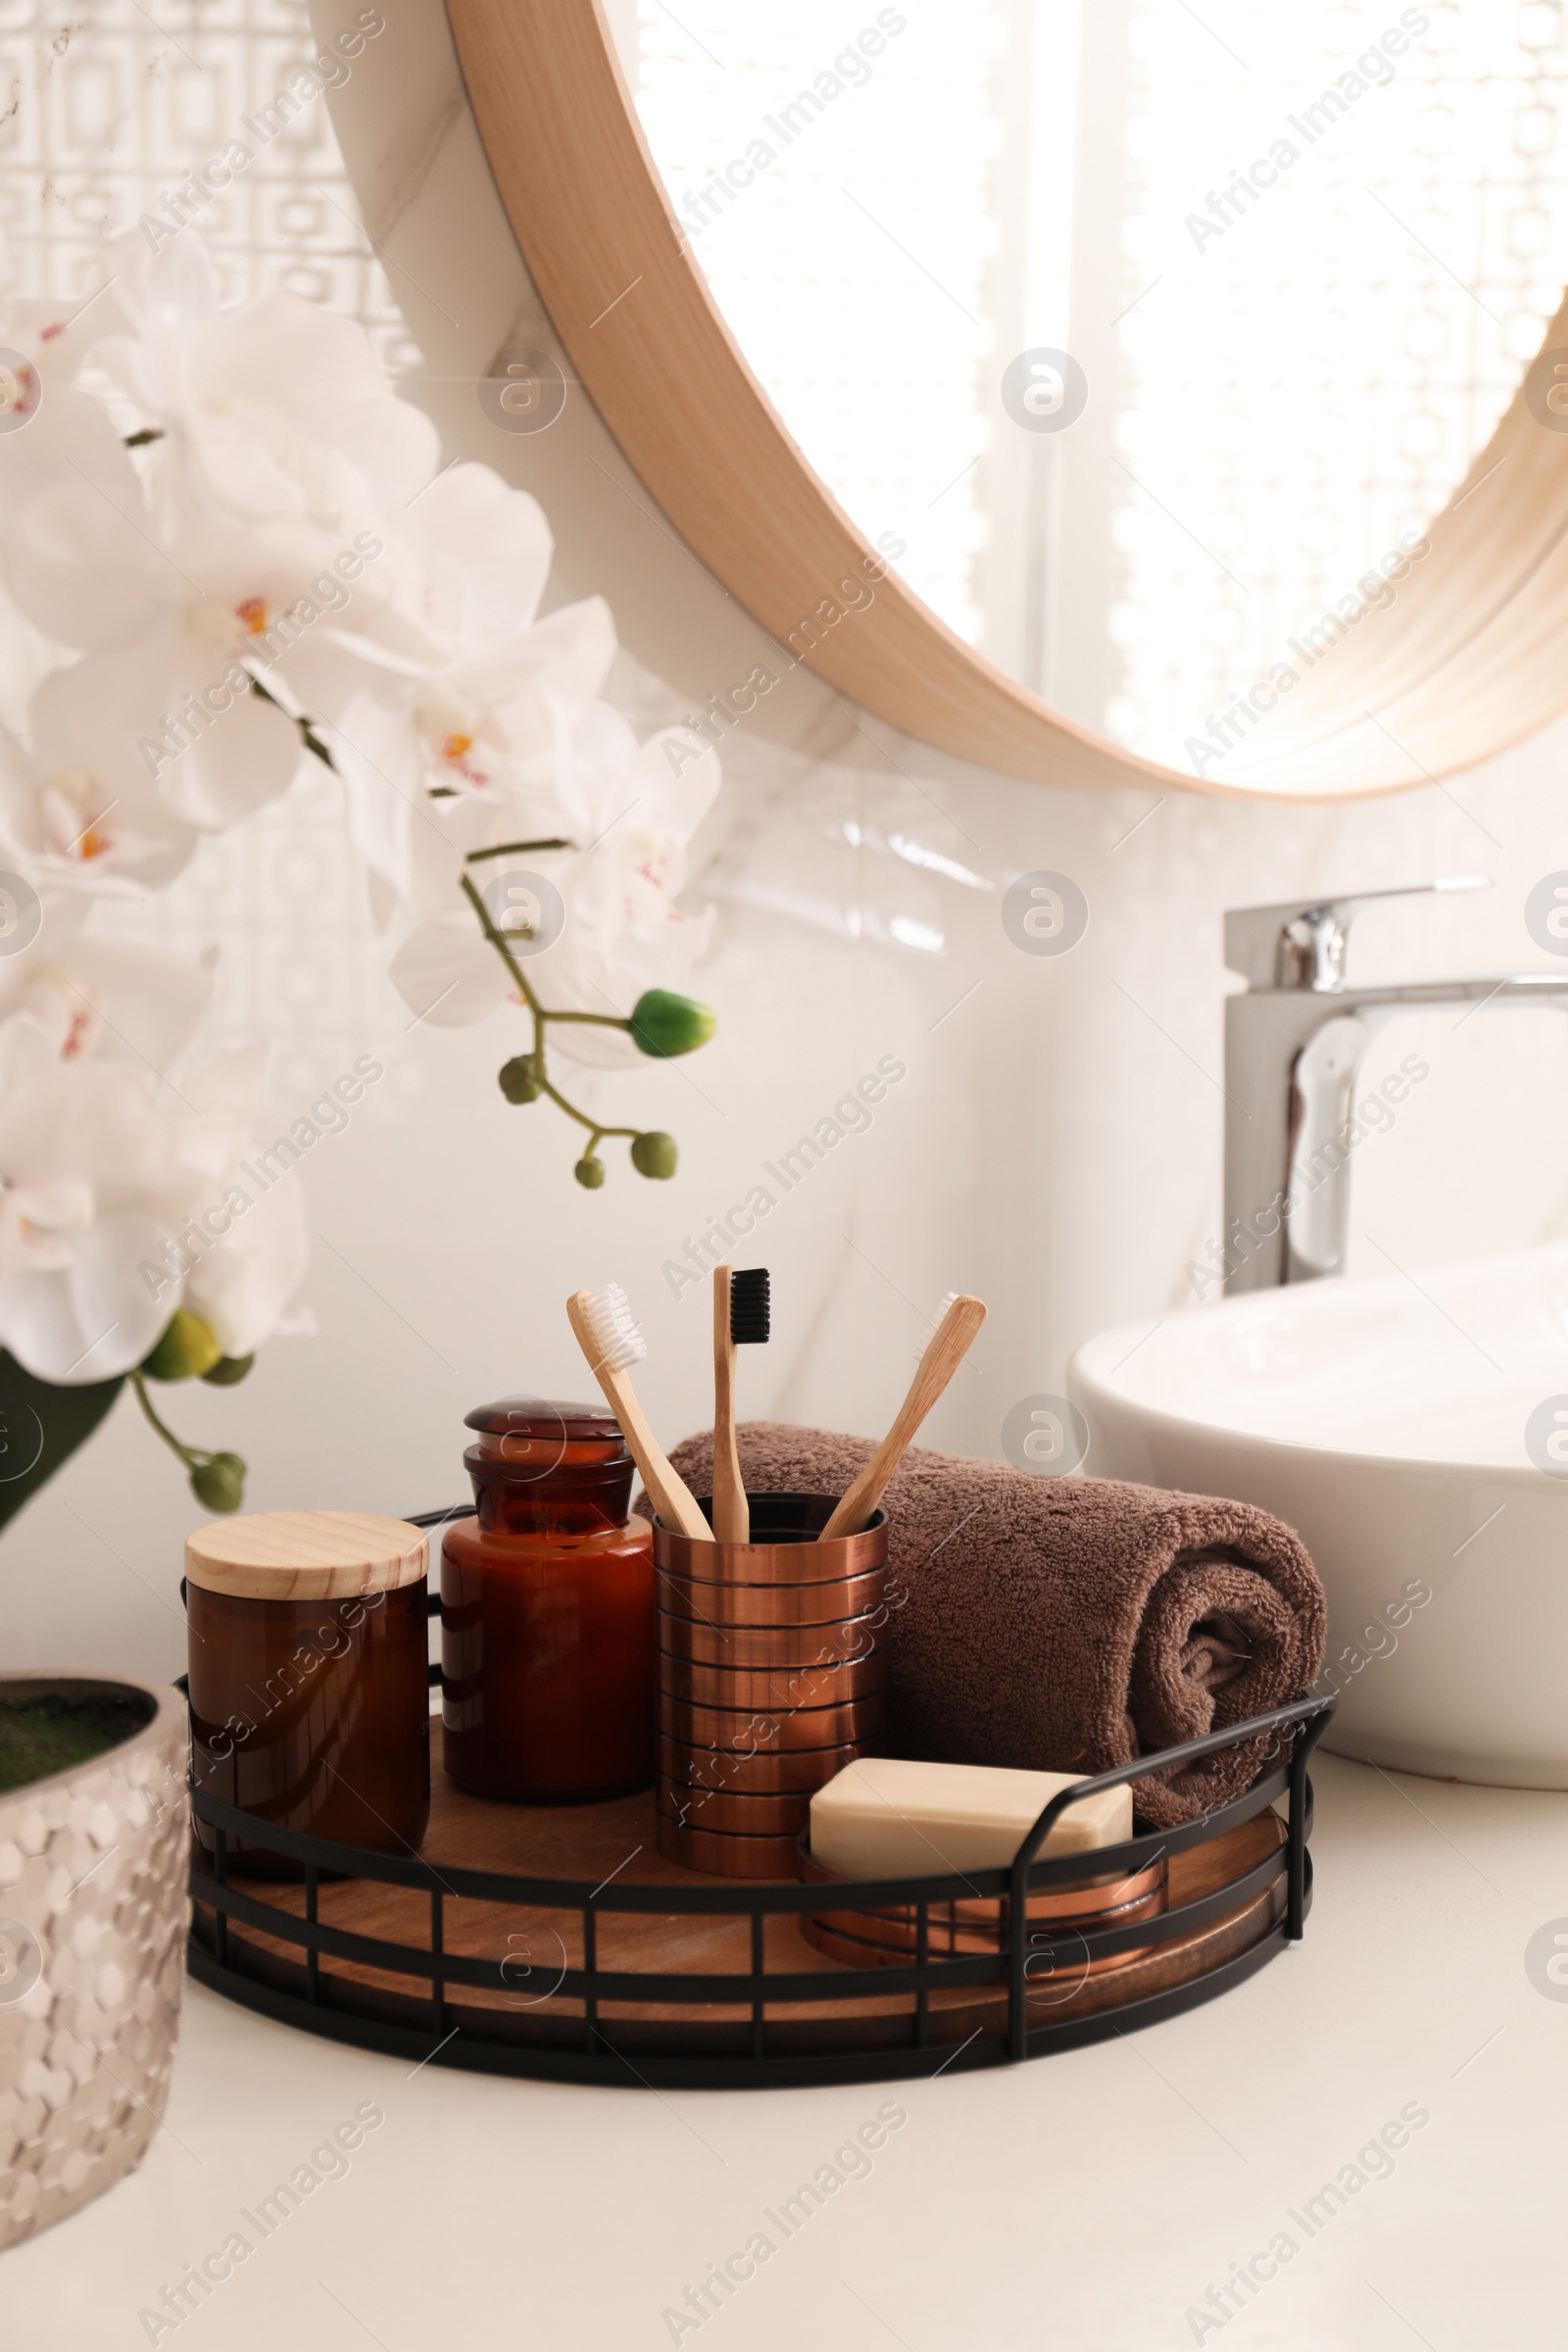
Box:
left=712, top=1265, right=770, bottom=1543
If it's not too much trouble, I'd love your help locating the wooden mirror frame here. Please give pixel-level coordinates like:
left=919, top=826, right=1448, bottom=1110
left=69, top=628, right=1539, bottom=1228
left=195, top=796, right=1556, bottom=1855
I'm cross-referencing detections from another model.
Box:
left=445, top=0, right=1568, bottom=801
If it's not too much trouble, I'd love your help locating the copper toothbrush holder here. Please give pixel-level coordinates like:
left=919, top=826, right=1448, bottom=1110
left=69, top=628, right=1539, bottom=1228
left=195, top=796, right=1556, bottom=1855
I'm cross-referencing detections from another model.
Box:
left=654, top=1495, right=889, bottom=1879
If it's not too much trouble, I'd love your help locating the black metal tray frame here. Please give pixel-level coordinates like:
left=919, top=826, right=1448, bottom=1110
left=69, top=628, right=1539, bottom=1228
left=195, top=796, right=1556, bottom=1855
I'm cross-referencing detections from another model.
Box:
left=185, top=1512, right=1336, bottom=2089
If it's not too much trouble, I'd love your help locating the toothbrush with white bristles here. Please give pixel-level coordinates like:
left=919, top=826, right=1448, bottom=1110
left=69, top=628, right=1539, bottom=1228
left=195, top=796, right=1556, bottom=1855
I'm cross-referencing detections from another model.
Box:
left=566, top=1285, right=711, bottom=1542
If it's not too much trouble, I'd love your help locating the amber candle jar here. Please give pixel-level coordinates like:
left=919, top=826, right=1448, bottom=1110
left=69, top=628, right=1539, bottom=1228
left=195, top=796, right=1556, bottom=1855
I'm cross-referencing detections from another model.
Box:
left=185, top=1511, right=430, bottom=1876
left=441, top=1397, right=655, bottom=1802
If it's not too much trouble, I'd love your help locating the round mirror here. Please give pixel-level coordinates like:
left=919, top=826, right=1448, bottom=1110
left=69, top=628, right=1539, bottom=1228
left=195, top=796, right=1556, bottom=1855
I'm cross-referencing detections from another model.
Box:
left=603, top=0, right=1567, bottom=781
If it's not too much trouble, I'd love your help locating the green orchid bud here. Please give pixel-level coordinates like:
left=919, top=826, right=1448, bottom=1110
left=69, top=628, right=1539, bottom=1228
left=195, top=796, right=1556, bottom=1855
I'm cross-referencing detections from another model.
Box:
left=573, top=1154, right=607, bottom=1189
left=141, top=1310, right=222, bottom=1383
left=201, top=1353, right=254, bottom=1387
left=190, top=1452, right=246, bottom=1513
left=628, top=989, right=716, bottom=1059
left=630, top=1131, right=678, bottom=1180
left=498, top=1054, right=543, bottom=1104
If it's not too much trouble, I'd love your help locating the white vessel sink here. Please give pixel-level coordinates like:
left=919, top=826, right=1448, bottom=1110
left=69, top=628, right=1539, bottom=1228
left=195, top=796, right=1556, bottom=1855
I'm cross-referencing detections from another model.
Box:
left=1068, top=1247, right=1568, bottom=1788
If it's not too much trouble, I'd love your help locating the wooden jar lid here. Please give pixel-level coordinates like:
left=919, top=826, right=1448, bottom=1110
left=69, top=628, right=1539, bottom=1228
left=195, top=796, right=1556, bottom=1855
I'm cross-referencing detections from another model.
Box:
left=185, top=1511, right=428, bottom=1601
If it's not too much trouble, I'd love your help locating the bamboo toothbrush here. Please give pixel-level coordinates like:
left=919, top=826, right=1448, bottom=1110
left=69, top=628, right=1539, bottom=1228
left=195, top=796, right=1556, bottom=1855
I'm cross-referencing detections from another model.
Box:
left=566, top=1286, right=711, bottom=1542
left=819, top=1293, right=987, bottom=1541
left=711, top=1265, right=770, bottom=1544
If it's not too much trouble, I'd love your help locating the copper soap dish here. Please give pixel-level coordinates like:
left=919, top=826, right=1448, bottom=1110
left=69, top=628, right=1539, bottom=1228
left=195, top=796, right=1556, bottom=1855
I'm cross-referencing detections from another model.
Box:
left=800, top=1845, right=1170, bottom=1974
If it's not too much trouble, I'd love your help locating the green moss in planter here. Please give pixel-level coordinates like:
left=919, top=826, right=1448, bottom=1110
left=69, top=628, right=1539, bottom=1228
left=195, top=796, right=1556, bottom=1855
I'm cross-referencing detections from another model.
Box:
left=0, top=1689, right=154, bottom=1792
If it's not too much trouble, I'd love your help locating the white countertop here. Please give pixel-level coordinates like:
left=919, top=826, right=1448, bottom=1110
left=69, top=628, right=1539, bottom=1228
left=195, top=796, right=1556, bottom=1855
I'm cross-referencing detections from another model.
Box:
left=7, top=1751, right=1564, bottom=2351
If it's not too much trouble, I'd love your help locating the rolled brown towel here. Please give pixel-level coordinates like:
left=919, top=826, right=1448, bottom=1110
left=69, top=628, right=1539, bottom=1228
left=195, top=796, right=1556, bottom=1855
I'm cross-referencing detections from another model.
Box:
left=660, top=1423, right=1325, bottom=1830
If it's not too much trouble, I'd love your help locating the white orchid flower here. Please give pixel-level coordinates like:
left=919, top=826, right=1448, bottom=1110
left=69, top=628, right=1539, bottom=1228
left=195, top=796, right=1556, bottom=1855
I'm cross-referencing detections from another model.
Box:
left=0, top=1017, right=306, bottom=1383
left=403, top=601, right=618, bottom=800
left=0, top=1176, right=94, bottom=1283
left=178, top=1165, right=308, bottom=1363
left=325, top=466, right=617, bottom=918
left=397, top=461, right=557, bottom=663
left=0, top=289, right=150, bottom=543
left=0, top=914, right=215, bottom=1083
left=0, top=1034, right=215, bottom=1381
left=323, top=465, right=608, bottom=873
left=330, top=616, right=620, bottom=916
left=395, top=468, right=616, bottom=800
left=145, top=1045, right=310, bottom=1363
left=3, top=494, right=441, bottom=833
left=0, top=215, right=729, bottom=1417
left=0, top=709, right=197, bottom=896
left=92, top=228, right=439, bottom=525
left=387, top=718, right=719, bottom=1058
left=21, top=637, right=302, bottom=837
left=0, top=471, right=186, bottom=655
left=329, top=638, right=618, bottom=927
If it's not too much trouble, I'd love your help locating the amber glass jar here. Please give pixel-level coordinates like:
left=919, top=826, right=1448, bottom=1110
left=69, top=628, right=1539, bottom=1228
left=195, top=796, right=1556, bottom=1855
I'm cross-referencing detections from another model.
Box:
left=186, top=1511, right=430, bottom=1876
left=441, top=1397, right=655, bottom=1801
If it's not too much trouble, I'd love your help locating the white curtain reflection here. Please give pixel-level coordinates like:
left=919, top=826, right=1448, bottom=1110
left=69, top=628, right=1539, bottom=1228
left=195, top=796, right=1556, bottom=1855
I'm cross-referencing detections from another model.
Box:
left=629, top=0, right=1568, bottom=770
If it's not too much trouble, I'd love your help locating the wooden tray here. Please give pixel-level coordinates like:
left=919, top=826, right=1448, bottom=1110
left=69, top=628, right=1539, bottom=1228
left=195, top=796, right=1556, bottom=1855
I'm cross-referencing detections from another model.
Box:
left=191, top=1725, right=1291, bottom=2060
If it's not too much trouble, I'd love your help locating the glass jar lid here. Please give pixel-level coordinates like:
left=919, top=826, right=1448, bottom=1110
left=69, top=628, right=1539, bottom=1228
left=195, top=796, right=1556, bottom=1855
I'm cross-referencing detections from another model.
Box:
left=463, top=1396, right=628, bottom=1472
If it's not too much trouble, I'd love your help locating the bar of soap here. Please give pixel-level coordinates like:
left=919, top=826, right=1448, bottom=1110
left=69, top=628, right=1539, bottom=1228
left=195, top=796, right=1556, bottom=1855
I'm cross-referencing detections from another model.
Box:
left=809, top=1757, right=1132, bottom=1878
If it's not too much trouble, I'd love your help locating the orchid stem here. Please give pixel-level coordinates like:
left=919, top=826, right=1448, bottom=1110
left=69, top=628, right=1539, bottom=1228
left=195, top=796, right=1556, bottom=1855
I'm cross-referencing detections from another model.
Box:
left=130, top=1371, right=200, bottom=1470
left=460, top=870, right=544, bottom=1014
left=248, top=678, right=336, bottom=771
left=465, top=839, right=574, bottom=862
left=543, top=1009, right=636, bottom=1027
left=458, top=871, right=642, bottom=1152
left=538, top=1080, right=636, bottom=1142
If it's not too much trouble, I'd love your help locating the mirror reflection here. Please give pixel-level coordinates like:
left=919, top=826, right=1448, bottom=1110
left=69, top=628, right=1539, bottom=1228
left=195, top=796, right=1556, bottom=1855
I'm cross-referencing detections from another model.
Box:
left=607, top=1, right=1568, bottom=782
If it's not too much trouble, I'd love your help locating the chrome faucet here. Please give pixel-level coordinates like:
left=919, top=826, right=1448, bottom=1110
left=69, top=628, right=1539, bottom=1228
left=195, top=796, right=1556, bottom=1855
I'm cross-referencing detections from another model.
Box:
left=1221, top=877, right=1568, bottom=1292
